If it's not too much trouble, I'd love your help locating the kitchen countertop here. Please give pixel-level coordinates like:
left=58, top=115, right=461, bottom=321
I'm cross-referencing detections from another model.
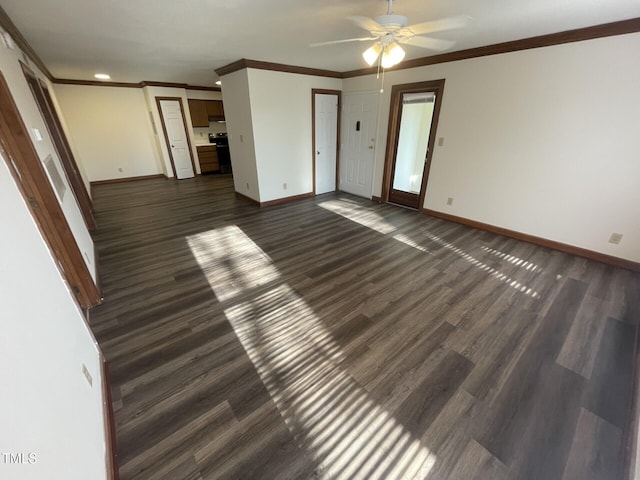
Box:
left=195, top=143, right=216, bottom=147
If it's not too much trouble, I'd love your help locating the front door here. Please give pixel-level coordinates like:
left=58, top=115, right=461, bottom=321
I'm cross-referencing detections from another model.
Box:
left=383, top=80, right=445, bottom=210
left=340, top=92, right=379, bottom=198
left=157, top=98, right=195, bottom=179
left=388, top=92, right=436, bottom=208
left=313, top=91, right=339, bottom=195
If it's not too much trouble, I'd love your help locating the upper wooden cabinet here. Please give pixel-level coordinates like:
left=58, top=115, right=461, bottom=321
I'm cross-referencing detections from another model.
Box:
left=188, top=99, right=209, bottom=127
left=206, top=100, right=224, bottom=117
left=188, top=99, right=225, bottom=128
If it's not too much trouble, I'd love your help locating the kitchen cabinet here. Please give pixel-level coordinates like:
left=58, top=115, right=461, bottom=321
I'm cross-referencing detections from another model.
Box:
left=206, top=100, right=224, bottom=117
left=188, top=99, right=209, bottom=127
left=196, top=145, right=219, bottom=173
left=188, top=99, right=225, bottom=128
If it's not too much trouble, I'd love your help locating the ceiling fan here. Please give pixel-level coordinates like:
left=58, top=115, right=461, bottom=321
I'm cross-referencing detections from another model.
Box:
left=311, top=0, right=469, bottom=68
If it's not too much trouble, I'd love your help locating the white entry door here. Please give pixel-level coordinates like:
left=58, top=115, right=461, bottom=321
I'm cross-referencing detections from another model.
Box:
left=340, top=92, right=379, bottom=198
left=159, top=99, right=195, bottom=179
left=314, top=93, right=338, bottom=195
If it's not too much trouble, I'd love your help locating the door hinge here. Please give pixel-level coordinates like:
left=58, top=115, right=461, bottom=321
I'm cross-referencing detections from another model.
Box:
left=28, top=196, right=39, bottom=209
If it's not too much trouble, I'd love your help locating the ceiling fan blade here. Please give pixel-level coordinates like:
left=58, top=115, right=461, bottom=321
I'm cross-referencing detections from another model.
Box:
left=400, top=36, right=455, bottom=51
left=310, top=36, right=378, bottom=47
left=398, top=15, right=470, bottom=36
left=347, top=16, right=385, bottom=35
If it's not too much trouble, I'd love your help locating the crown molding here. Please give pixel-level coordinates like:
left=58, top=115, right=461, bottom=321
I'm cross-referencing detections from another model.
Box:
left=215, top=58, right=342, bottom=78
left=52, top=78, right=221, bottom=91
left=0, top=5, right=54, bottom=81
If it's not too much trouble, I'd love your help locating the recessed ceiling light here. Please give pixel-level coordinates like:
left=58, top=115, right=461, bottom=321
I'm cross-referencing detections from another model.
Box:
left=215, top=80, right=221, bottom=85
left=94, top=73, right=111, bottom=80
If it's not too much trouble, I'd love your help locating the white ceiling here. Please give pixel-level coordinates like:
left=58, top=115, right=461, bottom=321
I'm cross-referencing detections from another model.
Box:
left=2, top=0, right=640, bottom=86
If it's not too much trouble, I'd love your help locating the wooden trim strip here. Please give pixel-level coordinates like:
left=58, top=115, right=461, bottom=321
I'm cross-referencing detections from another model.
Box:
left=101, top=357, right=119, bottom=480
left=260, top=192, right=314, bottom=208
left=371, top=195, right=382, bottom=203
left=342, top=17, right=640, bottom=78
left=52, top=78, right=221, bottom=91
left=0, top=6, right=54, bottom=81
left=90, top=174, right=165, bottom=186
left=216, top=58, right=343, bottom=79
left=422, top=208, right=640, bottom=272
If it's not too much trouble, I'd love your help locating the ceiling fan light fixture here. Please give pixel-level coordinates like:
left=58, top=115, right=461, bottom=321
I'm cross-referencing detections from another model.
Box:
left=362, top=43, right=382, bottom=66
left=381, top=42, right=405, bottom=68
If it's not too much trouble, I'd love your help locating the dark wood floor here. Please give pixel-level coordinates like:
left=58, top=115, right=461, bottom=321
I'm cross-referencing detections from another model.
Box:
left=89, top=174, right=640, bottom=480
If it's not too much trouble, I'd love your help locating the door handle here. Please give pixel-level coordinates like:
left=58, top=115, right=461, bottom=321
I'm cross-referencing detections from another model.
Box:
left=368, top=145, right=374, bottom=149
left=171, top=145, right=174, bottom=148
left=317, top=151, right=320, bottom=155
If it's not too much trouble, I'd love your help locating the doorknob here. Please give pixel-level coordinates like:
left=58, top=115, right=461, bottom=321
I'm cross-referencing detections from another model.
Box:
left=317, top=151, right=320, bottom=155
left=171, top=145, right=174, bottom=148
left=368, top=145, right=374, bottom=149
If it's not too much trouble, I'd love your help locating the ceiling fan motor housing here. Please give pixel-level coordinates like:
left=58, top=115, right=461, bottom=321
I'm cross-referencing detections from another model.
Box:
left=375, top=14, right=408, bottom=30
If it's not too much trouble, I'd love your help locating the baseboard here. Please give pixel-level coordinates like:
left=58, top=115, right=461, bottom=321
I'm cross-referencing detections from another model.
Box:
left=371, top=195, right=382, bottom=203
left=421, top=208, right=640, bottom=272
left=101, top=357, right=119, bottom=480
left=90, top=174, right=166, bottom=186
left=260, top=192, right=313, bottom=208
left=234, top=191, right=260, bottom=206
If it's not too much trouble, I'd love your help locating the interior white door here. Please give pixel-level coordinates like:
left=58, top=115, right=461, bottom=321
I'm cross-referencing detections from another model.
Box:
left=314, top=93, right=338, bottom=195
left=340, top=92, right=379, bottom=198
left=159, top=99, right=194, bottom=179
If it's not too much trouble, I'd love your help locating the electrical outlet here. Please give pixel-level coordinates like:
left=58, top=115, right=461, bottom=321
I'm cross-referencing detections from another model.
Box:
left=283, top=183, right=287, bottom=190
left=609, top=233, right=623, bottom=245
left=81, top=364, right=93, bottom=387
left=447, top=197, right=453, bottom=205
left=240, top=134, right=244, bottom=143
left=438, top=137, right=445, bottom=147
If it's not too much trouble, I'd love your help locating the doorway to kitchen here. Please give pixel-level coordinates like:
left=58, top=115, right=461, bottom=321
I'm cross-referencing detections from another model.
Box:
left=382, top=79, right=445, bottom=209
left=312, top=89, right=340, bottom=195
left=156, top=97, right=196, bottom=179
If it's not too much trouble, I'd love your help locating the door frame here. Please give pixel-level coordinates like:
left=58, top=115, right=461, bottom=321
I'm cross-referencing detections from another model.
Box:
left=155, top=96, right=197, bottom=179
left=0, top=71, right=101, bottom=308
left=311, top=89, right=341, bottom=195
left=21, top=62, right=96, bottom=230
left=381, top=79, right=446, bottom=209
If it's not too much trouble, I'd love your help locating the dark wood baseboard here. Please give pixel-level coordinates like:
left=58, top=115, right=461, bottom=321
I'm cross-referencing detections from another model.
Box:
left=101, top=358, right=119, bottom=480
left=371, top=195, right=382, bottom=203
left=90, top=174, right=166, bottom=187
left=260, top=192, right=314, bottom=208
left=235, top=191, right=260, bottom=206
left=422, top=208, right=640, bottom=272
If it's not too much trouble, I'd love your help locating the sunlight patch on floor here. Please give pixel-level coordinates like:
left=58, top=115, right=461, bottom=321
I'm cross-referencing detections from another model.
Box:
left=319, top=199, right=397, bottom=234
left=187, top=226, right=436, bottom=479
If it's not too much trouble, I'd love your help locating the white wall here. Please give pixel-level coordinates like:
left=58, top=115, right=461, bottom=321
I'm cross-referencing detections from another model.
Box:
left=220, top=69, right=260, bottom=201
left=54, top=85, right=164, bottom=182
left=0, top=156, right=106, bottom=480
left=245, top=68, right=342, bottom=202
left=343, top=32, right=640, bottom=262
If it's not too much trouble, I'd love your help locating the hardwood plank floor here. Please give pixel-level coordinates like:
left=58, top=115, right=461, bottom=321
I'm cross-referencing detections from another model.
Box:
left=88, top=175, right=640, bottom=480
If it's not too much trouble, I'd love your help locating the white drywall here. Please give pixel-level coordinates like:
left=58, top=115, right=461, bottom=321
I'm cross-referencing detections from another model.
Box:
left=0, top=152, right=106, bottom=479
left=220, top=68, right=260, bottom=201
left=343, top=32, right=640, bottom=262
left=245, top=68, right=342, bottom=203
left=0, top=36, right=96, bottom=280
left=54, top=84, right=164, bottom=182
